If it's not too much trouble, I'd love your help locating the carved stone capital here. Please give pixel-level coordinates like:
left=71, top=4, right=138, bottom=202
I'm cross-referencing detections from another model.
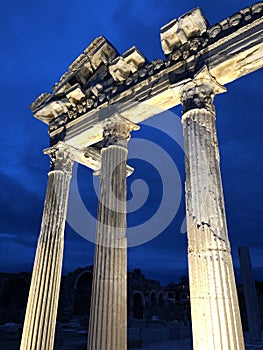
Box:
left=180, top=67, right=226, bottom=115
left=180, top=81, right=216, bottom=114
left=44, top=142, right=74, bottom=174
left=102, top=117, right=139, bottom=148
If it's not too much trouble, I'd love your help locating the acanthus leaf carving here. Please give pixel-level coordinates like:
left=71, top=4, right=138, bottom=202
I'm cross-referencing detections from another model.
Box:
left=45, top=144, right=74, bottom=174
left=180, top=81, right=216, bottom=114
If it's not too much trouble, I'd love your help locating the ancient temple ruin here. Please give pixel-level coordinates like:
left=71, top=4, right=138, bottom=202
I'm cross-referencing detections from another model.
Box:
left=20, top=2, right=263, bottom=350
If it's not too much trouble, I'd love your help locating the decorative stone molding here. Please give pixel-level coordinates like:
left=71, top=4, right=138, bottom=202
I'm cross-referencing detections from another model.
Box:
left=102, top=117, right=139, bottom=148
left=160, top=8, right=207, bottom=55
left=180, top=81, right=216, bottom=114
left=208, top=2, right=263, bottom=42
left=102, top=121, right=130, bottom=147
left=180, top=67, right=227, bottom=114
left=109, top=57, right=134, bottom=82
left=30, top=2, right=263, bottom=133
left=123, top=46, right=146, bottom=72
left=44, top=143, right=74, bottom=173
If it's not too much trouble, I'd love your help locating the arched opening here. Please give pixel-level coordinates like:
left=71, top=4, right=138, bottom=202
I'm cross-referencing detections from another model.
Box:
left=73, top=271, right=93, bottom=316
left=133, top=292, right=145, bottom=319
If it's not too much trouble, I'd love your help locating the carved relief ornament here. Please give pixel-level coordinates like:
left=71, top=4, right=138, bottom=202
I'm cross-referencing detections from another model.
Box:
left=44, top=143, right=74, bottom=174
left=102, top=117, right=139, bottom=148
left=180, top=69, right=226, bottom=114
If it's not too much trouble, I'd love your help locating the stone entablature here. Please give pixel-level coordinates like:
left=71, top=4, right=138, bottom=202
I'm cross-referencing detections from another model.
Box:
left=30, top=3, right=263, bottom=151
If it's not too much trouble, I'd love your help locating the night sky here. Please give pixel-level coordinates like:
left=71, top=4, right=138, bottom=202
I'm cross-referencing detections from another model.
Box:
left=1, top=0, right=262, bottom=285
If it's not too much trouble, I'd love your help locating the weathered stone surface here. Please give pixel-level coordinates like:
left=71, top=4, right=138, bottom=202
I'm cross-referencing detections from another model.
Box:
left=20, top=144, right=74, bottom=350
left=87, top=121, right=131, bottom=350
left=109, top=57, right=133, bottom=82
left=109, top=47, right=145, bottom=82
left=30, top=3, right=263, bottom=152
left=160, top=8, right=207, bottom=54
left=123, top=46, right=146, bottom=72
left=181, top=74, right=244, bottom=350
left=25, top=4, right=263, bottom=350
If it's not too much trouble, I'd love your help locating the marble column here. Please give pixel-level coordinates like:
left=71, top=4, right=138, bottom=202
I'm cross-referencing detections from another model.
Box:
left=87, top=120, right=133, bottom=350
left=180, top=76, right=245, bottom=350
left=238, top=246, right=261, bottom=342
left=20, top=143, right=74, bottom=350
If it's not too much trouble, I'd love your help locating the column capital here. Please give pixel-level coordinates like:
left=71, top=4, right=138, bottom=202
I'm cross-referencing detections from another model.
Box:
left=102, top=116, right=139, bottom=148
left=180, top=67, right=226, bottom=114
left=44, top=142, right=74, bottom=174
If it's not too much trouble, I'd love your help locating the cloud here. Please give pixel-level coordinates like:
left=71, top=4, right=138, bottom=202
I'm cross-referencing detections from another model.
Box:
left=0, top=233, right=16, bottom=239
left=0, top=173, right=43, bottom=245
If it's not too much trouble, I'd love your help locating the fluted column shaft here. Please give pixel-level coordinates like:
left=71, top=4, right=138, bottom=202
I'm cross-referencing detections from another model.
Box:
left=181, top=78, right=244, bottom=350
left=20, top=144, right=74, bottom=350
left=88, top=121, right=132, bottom=350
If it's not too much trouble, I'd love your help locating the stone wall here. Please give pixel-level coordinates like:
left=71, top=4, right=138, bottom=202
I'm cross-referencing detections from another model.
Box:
left=0, top=268, right=262, bottom=332
left=128, top=322, right=192, bottom=347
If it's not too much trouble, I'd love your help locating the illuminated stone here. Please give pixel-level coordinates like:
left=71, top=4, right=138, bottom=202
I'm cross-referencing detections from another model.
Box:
left=180, top=69, right=244, bottom=350
left=20, top=143, right=74, bottom=350
left=123, top=46, right=146, bottom=72
left=160, top=8, right=207, bottom=54
left=23, top=3, right=263, bottom=350
left=87, top=119, right=138, bottom=350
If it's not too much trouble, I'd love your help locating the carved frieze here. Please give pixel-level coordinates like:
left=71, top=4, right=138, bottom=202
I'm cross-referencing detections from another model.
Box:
left=30, top=93, right=52, bottom=113
left=48, top=114, right=68, bottom=133
left=30, top=2, right=263, bottom=141
left=109, top=57, right=133, bottom=82
left=109, top=47, right=146, bottom=82
left=123, top=47, right=146, bottom=72
left=207, top=2, right=263, bottom=43
left=160, top=8, right=207, bottom=55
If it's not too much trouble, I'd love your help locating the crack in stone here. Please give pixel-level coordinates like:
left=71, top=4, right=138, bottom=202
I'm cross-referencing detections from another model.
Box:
left=197, top=221, right=211, bottom=229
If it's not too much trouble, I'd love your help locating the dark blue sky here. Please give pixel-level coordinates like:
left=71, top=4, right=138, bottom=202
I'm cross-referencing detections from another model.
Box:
left=0, top=0, right=262, bottom=285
